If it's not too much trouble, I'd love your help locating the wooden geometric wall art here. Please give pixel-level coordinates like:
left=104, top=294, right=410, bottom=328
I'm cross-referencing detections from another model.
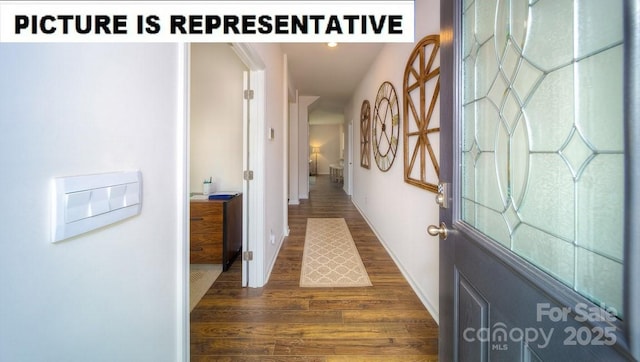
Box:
left=360, top=99, right=371, bottom=169
left=372, top=81, right=400, bottom=172
left=403, top=34, right=441, bottom=192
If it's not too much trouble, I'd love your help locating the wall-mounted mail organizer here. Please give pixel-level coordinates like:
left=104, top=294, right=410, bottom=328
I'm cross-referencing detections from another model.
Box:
left=51, top=170, right=142, bottom=243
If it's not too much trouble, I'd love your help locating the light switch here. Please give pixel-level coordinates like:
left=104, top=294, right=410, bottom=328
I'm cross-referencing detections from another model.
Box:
left=65, top=190, right=91, bottom=223
left=90, top=187, right=110, bottom=216
left=109, top=184, right=127, bottom=210
left=52, top=170, right=142, bottom=242
left=124, top=183, right=140, bottom=206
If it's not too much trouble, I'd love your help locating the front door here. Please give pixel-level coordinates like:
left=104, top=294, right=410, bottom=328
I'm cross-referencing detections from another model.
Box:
left=438, top=0, right=638, bottom=360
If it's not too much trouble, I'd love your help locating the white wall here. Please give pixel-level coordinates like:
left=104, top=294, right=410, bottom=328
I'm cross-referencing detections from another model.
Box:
left=345, top=0, right=441, bottom=322
left=190, top=43, right=247, bottom=194
left=0, top=44, right=185, bottom=361
left=310, top=124, right=342, bottom=175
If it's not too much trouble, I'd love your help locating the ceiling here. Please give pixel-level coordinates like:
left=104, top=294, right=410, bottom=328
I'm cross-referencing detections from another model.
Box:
left=280, top=43, right=385, bottom=120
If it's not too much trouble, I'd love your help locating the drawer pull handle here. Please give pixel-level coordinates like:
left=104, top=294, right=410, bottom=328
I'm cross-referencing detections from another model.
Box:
left=190, top=217, right=204, bottom=221
left=190, top=246, right=203, bottom=251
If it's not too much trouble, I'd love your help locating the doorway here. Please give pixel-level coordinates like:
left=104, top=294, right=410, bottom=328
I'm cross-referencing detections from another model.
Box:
left=189, top=43, right=248, bottom=285
left=187, top=43, right=268, bottom=290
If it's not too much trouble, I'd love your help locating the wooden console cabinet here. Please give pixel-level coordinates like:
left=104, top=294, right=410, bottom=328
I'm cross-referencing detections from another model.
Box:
left=190, top=193, right=242, bottom=271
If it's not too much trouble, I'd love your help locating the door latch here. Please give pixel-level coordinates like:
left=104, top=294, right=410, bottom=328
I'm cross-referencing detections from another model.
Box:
left=435, top=182, right=449, bottom=209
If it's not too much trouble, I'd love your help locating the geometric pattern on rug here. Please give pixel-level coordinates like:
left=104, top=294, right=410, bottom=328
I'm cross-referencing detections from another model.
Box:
left=190, top=264, right=222, bottom=311
left=300, top=218, right=372, bottom=287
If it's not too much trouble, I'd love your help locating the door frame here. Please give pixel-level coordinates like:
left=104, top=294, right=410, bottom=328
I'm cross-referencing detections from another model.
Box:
left=439, top=0, right=640, bottom=360
left=177, top=42, right=189, bottom=362
left=179, top=41, right=268, bottom=360
left=624, top=0, right=640, bottom=357
left=346, top=120, right=354, bottom=196
left=230, top=43, right=267, bottom=288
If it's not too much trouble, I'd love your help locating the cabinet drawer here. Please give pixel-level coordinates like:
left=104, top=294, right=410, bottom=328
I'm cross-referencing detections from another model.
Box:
left=190, top=218, right=223, bottom=234
left=191, top=202, right=223, bottom=216
left=190, top=233, right=223, bottom=249
left=190, top=244, right=222, bottom=263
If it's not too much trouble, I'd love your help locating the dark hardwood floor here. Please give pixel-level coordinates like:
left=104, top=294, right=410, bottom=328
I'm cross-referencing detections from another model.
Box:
left=190, top=175, right=439, bottom=361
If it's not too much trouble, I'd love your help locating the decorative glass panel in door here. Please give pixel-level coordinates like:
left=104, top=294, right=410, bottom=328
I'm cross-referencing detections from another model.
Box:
left=461, top=0, right=624, bottom=316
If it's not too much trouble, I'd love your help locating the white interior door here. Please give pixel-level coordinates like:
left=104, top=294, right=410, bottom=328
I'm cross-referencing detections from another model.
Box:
left=241, top=70, right=250, bottom=288
left=347, top=121, right=353, bottom=195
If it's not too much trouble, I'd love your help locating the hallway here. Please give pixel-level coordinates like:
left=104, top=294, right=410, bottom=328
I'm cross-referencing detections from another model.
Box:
left=190, top=175, right=439, bottom=360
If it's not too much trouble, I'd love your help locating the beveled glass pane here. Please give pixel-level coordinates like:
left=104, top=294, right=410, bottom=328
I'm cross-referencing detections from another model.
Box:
left=510, top=0, right=529, bottom=50
left=462, top=103, right=476, bottom=151
left=576, top=248, right=623, bottom=314
left=560, top=128, right=594, bottom=178
left=475, top=40, right=499, bottom=99
left=576, top=45, right=624, bottom=151
left=500, top=44, right=521, bottom=86
left=476, top=205, right=510, bottom=247
left=495, top=121, right=510, bottom=205
left=475, top=152, right=504, bottom=211
left=502, top=90, right=521, bottom=131
left=576, top=0, right=623, bottom=59
left=503, top=202, right=520, bottom=233
left=577, top=154, right=624, bottom=260
left=462, top=152, right=476, bottom=200
left=510, top=116, right=529, bottom=207
left=463, top=57, right=477, bottom=104
left=522, top=0, right=574, bottom=71
left=519, top=154, right=575, bottom=241
left=512, top=57, right=543, bottom=102
left=475, top=0, right=497, bottom=44
left=475, top=99, right=499, bottom=152
left=461, top=0, right=624, bottom=317
left=463, top=3, right=476, bottom=59
left=486, top=70, right=508, bottom=110
left=462, top=198, right=476, bottom=226
left=523, top=64, right=574, bottom=152
left=495, top=0, right=510, bottom=57
left=463, top=0, right=473, bottom=12
left=513, top=224, right=575, bottom=285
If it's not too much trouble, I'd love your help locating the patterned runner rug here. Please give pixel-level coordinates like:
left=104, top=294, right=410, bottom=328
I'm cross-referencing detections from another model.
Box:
left=300, top=218, right=372, bottom=287
left=190, top=264, right=222, bottom=311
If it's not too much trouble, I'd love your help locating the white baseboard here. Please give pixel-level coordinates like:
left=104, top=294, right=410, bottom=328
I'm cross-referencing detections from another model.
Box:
left=351, top=198, right=440, bottom=325
left=263, top=232, right=286, bottom=285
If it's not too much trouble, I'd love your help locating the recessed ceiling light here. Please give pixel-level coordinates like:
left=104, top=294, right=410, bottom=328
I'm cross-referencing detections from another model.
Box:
left=327, top=42, right=338, bottom=48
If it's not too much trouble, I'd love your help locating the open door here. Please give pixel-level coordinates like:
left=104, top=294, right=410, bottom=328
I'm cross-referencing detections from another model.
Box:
left=241, top=70, right=250, bottom=287
left=346, top=121, right=354, bottom=195
left=437, top=0, right=638, bottom=360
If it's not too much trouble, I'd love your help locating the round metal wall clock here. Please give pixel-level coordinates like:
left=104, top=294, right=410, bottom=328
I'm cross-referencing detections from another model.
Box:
left=372, top=81, right=400, bottom=172
left=360, top=100, right=371, bottom=169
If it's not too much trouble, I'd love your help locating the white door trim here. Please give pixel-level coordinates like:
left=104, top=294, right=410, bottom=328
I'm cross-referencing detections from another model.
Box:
left=177, top=42, right=190, bottom=362
left=231, top=43, right=267, bottom=288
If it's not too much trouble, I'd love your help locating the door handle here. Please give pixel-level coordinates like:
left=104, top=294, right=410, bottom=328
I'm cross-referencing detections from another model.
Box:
left=427, top=222, right=448, bottom=240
